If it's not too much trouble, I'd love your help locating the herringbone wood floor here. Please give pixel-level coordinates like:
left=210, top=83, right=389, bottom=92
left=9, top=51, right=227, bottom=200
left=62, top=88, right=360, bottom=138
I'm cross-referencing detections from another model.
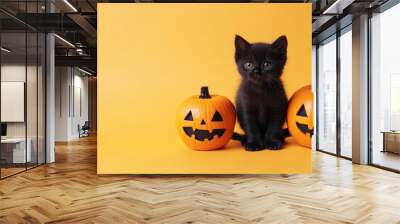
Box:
left=1, top=135, right=400, bottom=224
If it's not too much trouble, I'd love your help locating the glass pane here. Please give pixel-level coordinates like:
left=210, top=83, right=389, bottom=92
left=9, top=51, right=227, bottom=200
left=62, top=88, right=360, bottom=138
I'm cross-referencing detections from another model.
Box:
left=25, top=0, right=38, bottom=169
left=371, top=4, right=400, bottom=171
left=317, top=36, right=337, bottom=154
left=339, top=29, right=352, bottom=158
left=38, top=33, right=45, bottom=165
left=1, top=31, right=27, bottom=177
left=0, top=1, right=46, bottom=178
left=27, top=31, right=38, bottom=169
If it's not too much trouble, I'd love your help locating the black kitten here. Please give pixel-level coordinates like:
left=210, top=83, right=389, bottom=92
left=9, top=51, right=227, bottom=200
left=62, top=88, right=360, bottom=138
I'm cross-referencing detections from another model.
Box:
left=233, top=35, right=289, bottom=151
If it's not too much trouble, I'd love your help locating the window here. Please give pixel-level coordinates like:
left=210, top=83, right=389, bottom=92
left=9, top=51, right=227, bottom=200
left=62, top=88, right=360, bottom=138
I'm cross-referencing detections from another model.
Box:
left=339, top=28, right=352, bottom=158
left=317, top=35, right=337, bottom=154
left=316, top=25, right=353, bottom=158
left=370, top=3, right=400, bottom=171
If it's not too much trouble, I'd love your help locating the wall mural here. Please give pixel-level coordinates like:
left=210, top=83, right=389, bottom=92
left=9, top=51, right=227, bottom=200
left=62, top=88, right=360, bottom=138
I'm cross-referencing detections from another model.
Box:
left=98, top=3, right=312, bottom=174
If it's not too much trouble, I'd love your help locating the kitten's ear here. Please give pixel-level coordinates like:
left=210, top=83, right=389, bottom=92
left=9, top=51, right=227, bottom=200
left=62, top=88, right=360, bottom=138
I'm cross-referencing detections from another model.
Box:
left=272, top=35, right=288, bottom=54
left=235, top=35, right=250, bottom=52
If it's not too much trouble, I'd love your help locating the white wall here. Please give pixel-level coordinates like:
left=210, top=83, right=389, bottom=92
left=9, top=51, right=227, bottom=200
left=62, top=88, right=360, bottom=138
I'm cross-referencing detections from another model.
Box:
left=72, top=73, right=89, bottom=138
left=55, top=67, right=89, bottom=141
left=1, top=65, right=28, bottom=142
left=55, top=67, right=70, bottom=141
left=1, top=65, right=39, bottom=138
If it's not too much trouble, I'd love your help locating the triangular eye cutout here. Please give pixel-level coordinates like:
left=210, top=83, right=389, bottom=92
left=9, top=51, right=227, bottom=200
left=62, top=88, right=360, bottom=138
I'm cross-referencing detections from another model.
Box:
left=184, top=111, right=193, bottom=121
left=296, top=105, right=307, bottom=117
left=211, top=111, right=223, bottom=121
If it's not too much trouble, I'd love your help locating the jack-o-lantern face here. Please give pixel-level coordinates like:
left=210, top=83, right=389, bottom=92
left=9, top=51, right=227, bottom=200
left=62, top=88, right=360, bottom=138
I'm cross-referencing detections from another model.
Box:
left=177, top=87, right=236, bottom=150
left=295, top=104, right=314, bottom=136
left=182, top=110, right=226, bottom=141
left=287, top=85, right=314, bottom=148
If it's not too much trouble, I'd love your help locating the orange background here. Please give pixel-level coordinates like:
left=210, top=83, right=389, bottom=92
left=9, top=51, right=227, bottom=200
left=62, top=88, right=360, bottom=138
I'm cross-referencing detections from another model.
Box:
left=98, top=3, right=312, bottom=174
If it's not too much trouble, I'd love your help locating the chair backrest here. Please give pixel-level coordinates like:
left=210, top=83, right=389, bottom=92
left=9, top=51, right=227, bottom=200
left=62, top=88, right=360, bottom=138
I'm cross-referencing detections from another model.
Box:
left=82, top=121, right=90, bottom=129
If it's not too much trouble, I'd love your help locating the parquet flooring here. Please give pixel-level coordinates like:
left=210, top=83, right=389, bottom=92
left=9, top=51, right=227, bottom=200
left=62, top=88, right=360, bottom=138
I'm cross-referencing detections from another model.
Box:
left=1, top=135, right=400, bottom=223
left=0, top=167, right=26, bottom=178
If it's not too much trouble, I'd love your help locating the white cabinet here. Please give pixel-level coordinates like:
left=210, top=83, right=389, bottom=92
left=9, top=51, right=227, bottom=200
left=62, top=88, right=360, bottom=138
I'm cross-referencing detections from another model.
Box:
left=1, top=138, right=32, bottom=163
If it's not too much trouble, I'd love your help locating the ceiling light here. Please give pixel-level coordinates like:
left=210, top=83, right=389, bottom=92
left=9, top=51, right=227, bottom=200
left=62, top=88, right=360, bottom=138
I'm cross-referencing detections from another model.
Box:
left=63, top=0, right=78, bottom=12
left=54, top=34, right=75, bottom=48
left=1, top=47, right=11, bottom=53
left=322, top=0, right=354, bottom=15
left=77, top=67, right=93, bottom=76
left=76, top=48, right=85, bottom=55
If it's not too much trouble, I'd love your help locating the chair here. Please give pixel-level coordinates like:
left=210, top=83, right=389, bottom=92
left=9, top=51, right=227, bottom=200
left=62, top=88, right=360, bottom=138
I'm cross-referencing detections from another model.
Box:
left=79, top=121, right=90, bottom=138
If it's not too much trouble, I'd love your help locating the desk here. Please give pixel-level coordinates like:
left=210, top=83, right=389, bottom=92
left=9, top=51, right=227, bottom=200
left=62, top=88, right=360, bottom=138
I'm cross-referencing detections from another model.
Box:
left=1, top=138, right=31, bottom=163
left=381, top=131, right=400, bottom=154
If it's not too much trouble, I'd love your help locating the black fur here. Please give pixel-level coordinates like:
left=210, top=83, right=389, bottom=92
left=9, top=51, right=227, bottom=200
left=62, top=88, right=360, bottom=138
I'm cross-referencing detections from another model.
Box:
left=233, top=35, right=289, bottom=151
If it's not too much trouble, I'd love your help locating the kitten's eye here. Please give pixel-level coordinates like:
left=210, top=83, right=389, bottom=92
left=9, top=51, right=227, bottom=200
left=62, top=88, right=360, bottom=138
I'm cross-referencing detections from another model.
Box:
left=263, top=61, right=272, bottom=69
left=244, top=62, right=254, bottom=70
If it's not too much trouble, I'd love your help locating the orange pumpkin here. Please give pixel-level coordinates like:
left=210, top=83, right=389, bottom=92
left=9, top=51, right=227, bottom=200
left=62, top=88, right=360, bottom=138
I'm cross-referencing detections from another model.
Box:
left=287, top=85, right=314, bottom=148
left=176, top=86, right=236, bottom=150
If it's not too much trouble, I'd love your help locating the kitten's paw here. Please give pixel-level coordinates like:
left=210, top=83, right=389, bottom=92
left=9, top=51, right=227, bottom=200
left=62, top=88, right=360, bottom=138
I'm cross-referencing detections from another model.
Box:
left=264, top=140, right=282, bottom=150
left=244, top=142, right=264, bottom=151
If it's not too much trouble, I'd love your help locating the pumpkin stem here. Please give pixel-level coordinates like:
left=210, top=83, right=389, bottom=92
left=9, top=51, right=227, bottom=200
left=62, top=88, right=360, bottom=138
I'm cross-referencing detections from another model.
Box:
left=199, top=86, right=211, bottom=99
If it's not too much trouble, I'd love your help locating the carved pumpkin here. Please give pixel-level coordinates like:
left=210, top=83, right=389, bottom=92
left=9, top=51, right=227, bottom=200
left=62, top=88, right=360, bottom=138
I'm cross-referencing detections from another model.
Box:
left=176, top=86, right=236, bottom=150
left=287, top=85, right=314, bottom=148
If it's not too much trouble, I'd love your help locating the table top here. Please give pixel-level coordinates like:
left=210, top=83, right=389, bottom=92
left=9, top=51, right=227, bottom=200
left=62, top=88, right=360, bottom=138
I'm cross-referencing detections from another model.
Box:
left=1, top=138, right=30, bottom=143
left=381, top=131, right=400, bottom=134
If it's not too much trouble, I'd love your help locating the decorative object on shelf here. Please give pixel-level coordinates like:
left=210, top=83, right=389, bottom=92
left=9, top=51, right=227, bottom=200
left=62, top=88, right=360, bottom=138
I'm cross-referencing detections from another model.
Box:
left=176, top=86, right=236, bottom=150
left=287, top=85, right=314, bottom=148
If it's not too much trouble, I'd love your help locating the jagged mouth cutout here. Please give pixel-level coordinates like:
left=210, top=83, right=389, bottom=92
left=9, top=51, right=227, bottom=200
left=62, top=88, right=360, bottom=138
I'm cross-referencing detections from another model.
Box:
left=296, top=123, right=313, bottom=136
left=182, top=110, right=226, bottom=141
left=183, top=127, right=225, bottom=141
